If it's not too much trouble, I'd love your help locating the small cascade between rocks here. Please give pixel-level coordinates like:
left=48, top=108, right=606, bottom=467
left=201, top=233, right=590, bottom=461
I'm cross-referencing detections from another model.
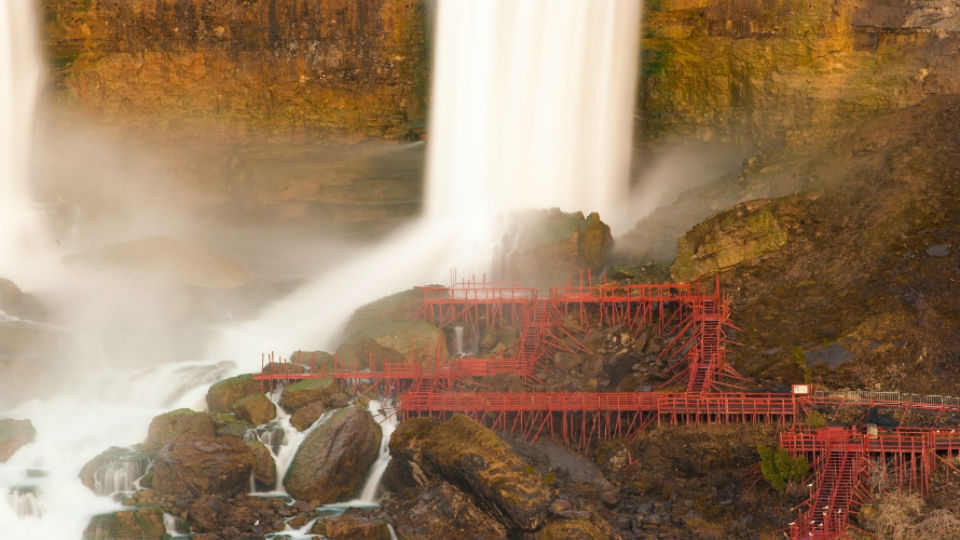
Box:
left=357, top=399, right=398, bottom=504
left=92, top=460, right=142, bottom=496
left=256, top=390, right=337, bottom=494
left=7, top=488, right=44, bottom=518
left=453, top=325, right=465, bottom=357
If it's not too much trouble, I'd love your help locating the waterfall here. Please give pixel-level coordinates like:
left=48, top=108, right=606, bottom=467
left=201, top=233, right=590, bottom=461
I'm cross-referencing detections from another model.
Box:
left=209, top=0, right=641, bottom=358
left=426, top=0, right=641, bottom=230
left=0, top=0, right=642, bottom=537
left=0, top=1, right=54, bottom=289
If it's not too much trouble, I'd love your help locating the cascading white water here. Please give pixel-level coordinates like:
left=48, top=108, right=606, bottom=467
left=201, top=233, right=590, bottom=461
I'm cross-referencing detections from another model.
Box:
left=427, top=0, right=641, bottom=231
left=1, top=0, right=642, bottom=537
left=211, top=0, right=641, bottom=358
left=0, top=1, right=54, bottom=289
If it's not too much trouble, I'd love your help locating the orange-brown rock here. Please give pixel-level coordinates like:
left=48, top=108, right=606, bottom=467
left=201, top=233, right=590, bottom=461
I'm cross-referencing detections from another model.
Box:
left=43, top=0, right=428, bottom=141
left=153, top=434, right=254, bottom=498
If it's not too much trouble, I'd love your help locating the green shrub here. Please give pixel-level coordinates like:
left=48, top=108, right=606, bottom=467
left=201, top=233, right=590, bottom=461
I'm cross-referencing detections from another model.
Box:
left=757, top=445, right=809, bottom=491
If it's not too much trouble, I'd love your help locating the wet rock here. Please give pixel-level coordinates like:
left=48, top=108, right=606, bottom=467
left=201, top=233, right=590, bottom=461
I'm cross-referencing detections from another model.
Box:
left=248, top=439, right=277, bottom=491
left=290, top=400, right=327, bottom=431
left=316, top=508, right=391, bottom=540
left=499, top=209, right=614, bottom=286
left=340, top=320, right=448, bottom=367
left=144, top=409, right=215, bottom=450
left=390, top=415, right=550, bottom=531
left=280, top=376, right=337, bottom=411
left=926, top=243, right=951, bottom=257
left=79, top=446, right=151, bottom=495
left=535, top=516, right=620, bottom=540
left=341, top=288, right=425, bottom=339
left=186, top=494, right=288, bottom=538
left=210, top=413, right=252, bottom=439
left=233, top=393, right=276, bottom=426
left=284, top=406, right=381, bottom=503
left=82, top=507, right=166, bottom=540
left=205, top=374, right=261, bottom=414
left=0, top=418, right=36, bottom=462
left=335, top=338, right=406, bottom=371
left=383, top=480, right=507, bottom=540
left=153, top=434, right=254, bottom=498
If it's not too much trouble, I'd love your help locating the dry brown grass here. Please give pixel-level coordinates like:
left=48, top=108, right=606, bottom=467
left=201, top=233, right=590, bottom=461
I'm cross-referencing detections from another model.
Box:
left=863, top=492, right=960, bottom=540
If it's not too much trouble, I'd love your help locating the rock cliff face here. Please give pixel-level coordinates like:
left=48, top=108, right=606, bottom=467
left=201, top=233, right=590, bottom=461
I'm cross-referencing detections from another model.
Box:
left=640, top=0, right=960, bottom=148
left=43, top=0, right=428, bottom=141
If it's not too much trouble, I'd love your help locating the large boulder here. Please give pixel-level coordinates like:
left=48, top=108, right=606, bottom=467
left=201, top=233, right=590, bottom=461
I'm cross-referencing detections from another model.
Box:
left=340, top=320, right=447, bottom=368
left=82, top=507, right=166, bottom=540
left=341, top=288, right=424, bottom=340
left=390, top=415, right=550, bottom=531
left=498, top=209, right=613, bottom=286
left=0, top=418, right=36, bottom=462
left=279, top=376, right=337, bottom=411
left=383, top=480, right=508, bottom=540
left=153, top=434, right=254, bottom=498
left=335, top=337, right=406, bottom=370
left=144, top=409, right=215, bottom=450
left=248, top=440, right=277, bottom=491
left=79, top=446, right=151, bottom=495
left=233, top=393, right=276, bottom=426
left=670, top=198, right=805, bottom=281
left=206, top=374, right=261, bottom=414
left=284, top=406, right=381, bottom=503
left=290, top=401, right=327, bottom=431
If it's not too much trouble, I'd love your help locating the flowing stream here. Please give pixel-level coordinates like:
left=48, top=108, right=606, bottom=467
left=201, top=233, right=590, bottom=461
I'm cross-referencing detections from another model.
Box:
left=0, top=0, right=641, bottom=537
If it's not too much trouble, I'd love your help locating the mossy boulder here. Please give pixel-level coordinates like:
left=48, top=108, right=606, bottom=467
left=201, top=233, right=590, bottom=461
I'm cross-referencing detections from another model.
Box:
left=284, top=406, right=381, bottom=503
left=280, top=377, right=337, bottom=411
left=0, top=418, right=36, bottom=462
left=210, top=413, right=252, bottom=439
left=670, top=198, right=804, bottom=281
left=79, top=446, right=151, bottom=495
left=144, top=409, right=215, bottom=451
left=339, top=320, right=447, bottom=368
left=205, top=374, right=261, bottom=414
left=247, top=439, right=277, bottom=491
left=499, top=209, right=614, bottom=286
left=335, top=337, right=405, bottom=370
left=389, top=415, right=551, bottom=531
left=290, top=401, right=327, bottom=431
left=341, top=288, right=424, bottom=340
left=82, top=507, right=166, bottom=540
left=233, top=393, right=276, bottom=426
left=153, top=434, right=254, bottom=498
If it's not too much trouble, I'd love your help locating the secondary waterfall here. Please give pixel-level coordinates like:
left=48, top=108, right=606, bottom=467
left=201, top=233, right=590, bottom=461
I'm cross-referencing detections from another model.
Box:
left=0, top=0, right=642, bottom=537
left=0, top=1, right=53, bottom=289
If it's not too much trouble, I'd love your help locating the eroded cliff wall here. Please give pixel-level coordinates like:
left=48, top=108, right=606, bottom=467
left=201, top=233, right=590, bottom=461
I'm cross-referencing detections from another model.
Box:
left=43, top=0, right=428, bottom=141
left=640, top=0, right=960, bottom=148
